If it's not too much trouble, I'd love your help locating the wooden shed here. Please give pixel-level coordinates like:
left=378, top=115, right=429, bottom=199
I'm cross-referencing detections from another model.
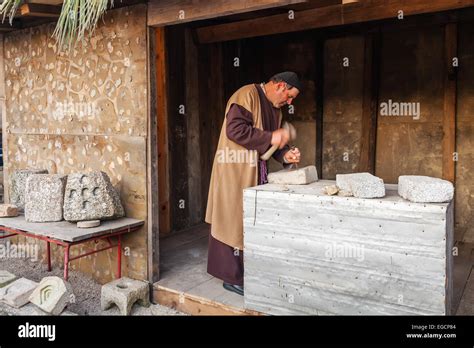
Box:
left=0, top=0, right=473, bottom=315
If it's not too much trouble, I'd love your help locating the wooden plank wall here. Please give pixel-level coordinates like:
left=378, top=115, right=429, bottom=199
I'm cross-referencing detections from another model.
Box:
left=322, top=35, right=365, bottom=179
left=375, top=26, right=445, bottom=183
left=456, top=22, right=474, bottom=242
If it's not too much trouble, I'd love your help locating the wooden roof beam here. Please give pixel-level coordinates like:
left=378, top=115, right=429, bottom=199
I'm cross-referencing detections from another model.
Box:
left=20, top=3, right=62, bottom=18
left=147, top=0, right=311, bottom=27
left=197, top=0, right=474, bottom=43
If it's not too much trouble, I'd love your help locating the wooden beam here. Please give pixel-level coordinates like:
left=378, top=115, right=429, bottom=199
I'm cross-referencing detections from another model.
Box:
left=314, top=37, right=324, bottom=178
left=197, top=0, right=474, bottom=43
left=156, top=27, right=171, bottom=236
left=442, top=23, right=457, bottom=183
left=153, top=284, right=262, bottom=315
left=147, top=0, right=309, bottom=27
left=147, top=27, right=161, bottom=283
left=358, top=31, right=380, bottom=174
left=20, top=3, right=61, bottom=17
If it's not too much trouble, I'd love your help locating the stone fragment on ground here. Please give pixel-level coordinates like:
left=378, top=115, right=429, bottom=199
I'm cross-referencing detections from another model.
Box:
left=0, top=204, right=19, bottom=217
left=63, top=171, right=125, bottom=222
left=0, top=270, right=17, bottom=288
left=336, top=172, right=385, bottom=198
left=398, top=175, right=454, bottom=203
left=267, top=165, right=318, bottom=185
left=25, top=174, right=68, bottom=222
left=0, top=277, right=38, bottom=308
left=10, top=169, right=48, bottom=211
left=29, top=276, right=73, bottom=315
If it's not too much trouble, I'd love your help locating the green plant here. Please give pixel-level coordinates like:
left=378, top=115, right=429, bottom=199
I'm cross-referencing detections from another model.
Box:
left=53, top=0, right=114, bottom=50
left=0, top=0, right=114, bottom=51
left=0, top=0, right=22, bottom=25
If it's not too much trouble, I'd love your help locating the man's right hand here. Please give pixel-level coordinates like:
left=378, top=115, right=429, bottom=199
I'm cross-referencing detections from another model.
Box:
left=271, top=128, right=290, bottom=149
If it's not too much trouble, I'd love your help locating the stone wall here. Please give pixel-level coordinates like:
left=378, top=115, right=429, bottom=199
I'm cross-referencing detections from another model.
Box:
left=1, top=4, right=149, bottom=283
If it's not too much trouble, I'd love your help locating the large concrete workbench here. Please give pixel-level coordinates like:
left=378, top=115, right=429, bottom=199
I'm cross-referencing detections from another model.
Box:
left=243, top=180, right=453, bottom=315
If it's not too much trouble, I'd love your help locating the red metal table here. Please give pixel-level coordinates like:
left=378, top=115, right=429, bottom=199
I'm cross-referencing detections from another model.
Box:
left=0, top=216, right=144, bottom=280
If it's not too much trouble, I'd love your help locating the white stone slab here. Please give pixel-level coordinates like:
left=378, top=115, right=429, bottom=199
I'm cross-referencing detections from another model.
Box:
left=243, top=180, right=453, bottom=315
left=0, top=278, right=38, bottom=308
left=268, top=165, right=318, bottom=185
left=398, top=175, right=454, bottom=203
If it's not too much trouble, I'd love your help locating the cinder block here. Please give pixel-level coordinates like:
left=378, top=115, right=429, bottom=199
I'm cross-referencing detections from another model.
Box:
left=24, top=174, right=68, bottom=222
left=336, top=172, right=385, bottom=198
left=29, top=276, right=73, bottom=315
left=398, top=175, right=454, bottom=203
left=101, top=277, right=150, bottom=315
left=267, top=165, right=318, bottom=185
left=0, top=278, right=38, bottom=308
left=10, top=169, right=48, bottom=211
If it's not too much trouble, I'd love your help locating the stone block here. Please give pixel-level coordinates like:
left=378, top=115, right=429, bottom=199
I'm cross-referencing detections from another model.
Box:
left=267, top=165, right=318, bottom=185
left=398, top=175, right=454, bottom=203
left=0, top=204, right=18, bottom=217
left=24, top=174, right=68, bottom=222
left=63, top=171, right=125, bottom=222
left=0, top=278, right=38, bottom=308
left=101, top=277, right=150, bottom=315
left=336, top=172, right=385, bottom=198
left=10, top=169, right=48, bottom=210
left=0, top=270, right=17, bottom=288
left=29, top=276, right=73, bottom=315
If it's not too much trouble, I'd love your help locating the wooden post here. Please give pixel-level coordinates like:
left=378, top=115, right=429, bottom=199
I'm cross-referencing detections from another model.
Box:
left=147, top=27, right=160, bottom=283
left=358, top=31, right=380, bottom=174
left=155, top=27, right=171, bottom=236
left=442, top=23, right=457, bottom=183
left=315, top=37, right=324, bottom=178
left=0, top=34, right=8, bottom=204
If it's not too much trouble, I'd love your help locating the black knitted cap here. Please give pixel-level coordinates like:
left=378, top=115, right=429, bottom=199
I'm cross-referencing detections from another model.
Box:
left=271, top=71, right=303, bottom=92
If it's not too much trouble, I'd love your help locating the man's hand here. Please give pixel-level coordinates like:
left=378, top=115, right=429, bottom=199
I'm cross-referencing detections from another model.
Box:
left=284, top=147, right=301, bottom=163
left=271, top=128, right=290, bottom=149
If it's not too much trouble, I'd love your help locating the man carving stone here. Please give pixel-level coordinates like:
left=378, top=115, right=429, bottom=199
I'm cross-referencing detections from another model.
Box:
left=205, top=72, right=303, bottom=296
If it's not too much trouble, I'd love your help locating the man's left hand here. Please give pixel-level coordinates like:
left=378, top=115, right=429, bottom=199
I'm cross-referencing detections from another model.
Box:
left=284, top=147, right=301, bottom=163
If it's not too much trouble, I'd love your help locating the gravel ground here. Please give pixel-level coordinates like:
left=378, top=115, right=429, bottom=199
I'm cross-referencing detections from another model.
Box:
left=0, top=248, right=184, bottom=316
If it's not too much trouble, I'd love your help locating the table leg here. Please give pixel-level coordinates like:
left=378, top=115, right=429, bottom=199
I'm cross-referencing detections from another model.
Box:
left=117, top=234, right=122, bottom=279
left=64, top=245, right=70, bottom=281
left=47, top=241, right=51, bottom=272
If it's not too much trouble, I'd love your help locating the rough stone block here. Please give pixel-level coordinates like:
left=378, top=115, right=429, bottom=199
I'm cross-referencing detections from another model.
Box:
left=63, top=171, right=125, bottom=222
left=0, top=204, right=19, bottom=217
left=0, top=270, right=17, bottom=288
left=29, top=276, right=73, bottom=315
left=24, top=174, right=68, bottom=222
left=10, top=169, right=48, bottom=210
left=398, top=175, right=454, bottom=203
left=267, top=165, right=318, bottom=185
left=0, top=278, right=38, bottom=308
left=101, top=277, right=150, bottom=315
left=336, top=172, right=385, bottom=198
